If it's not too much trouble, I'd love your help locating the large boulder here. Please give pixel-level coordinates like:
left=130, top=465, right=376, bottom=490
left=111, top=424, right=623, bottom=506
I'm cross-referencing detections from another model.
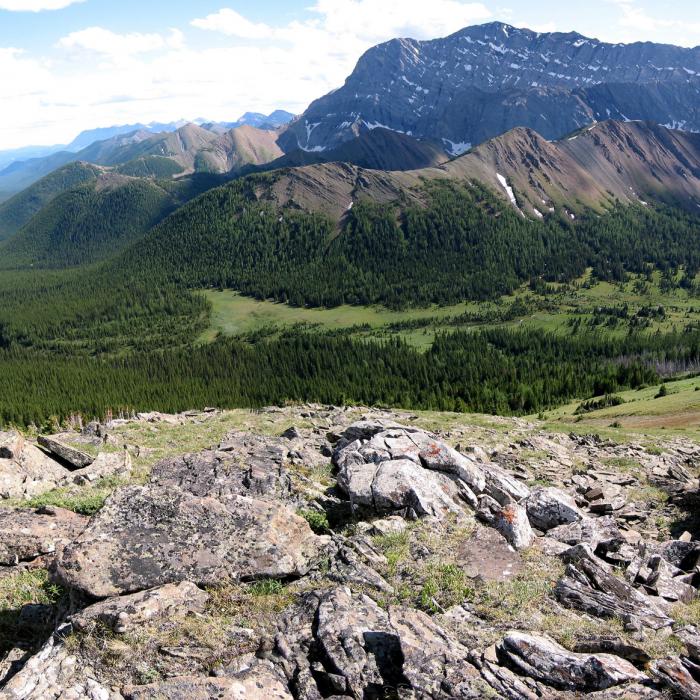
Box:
left=335, top=425, right=486, bottom=494
left=333, top=425, right=491, bottom=519
left=150, top=448, right=292, bottom=501
left=650, top=657, right=700, bottom=700
left=0, top=444, right=69, bottom=500
left=0, top=506, right=87, bottom=566
left=54, top=485, right=327, bottom=598
left=526, top=487, right=583, bottom=531
left=37, top=435, right=94, bottom=470
left=61, top=450, right=132, bottom=487
left=498, top=631, right=646, bottom=691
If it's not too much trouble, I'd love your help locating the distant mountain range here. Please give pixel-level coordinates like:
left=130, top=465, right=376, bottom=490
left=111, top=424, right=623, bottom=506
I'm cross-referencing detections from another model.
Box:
left=0, top=110, right=295, bottom=199
left=281, top=21, right=700, bottom=155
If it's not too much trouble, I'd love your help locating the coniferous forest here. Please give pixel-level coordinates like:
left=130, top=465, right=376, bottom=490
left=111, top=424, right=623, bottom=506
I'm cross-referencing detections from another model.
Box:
left=0, top=174, right=699, bottom=427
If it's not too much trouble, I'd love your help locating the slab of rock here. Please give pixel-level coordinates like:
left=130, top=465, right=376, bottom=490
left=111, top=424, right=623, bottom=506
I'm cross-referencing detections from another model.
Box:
left=54, top=485, right=326, bottom=598
left=2, top=626, right=119, bottom=700
left=548, top=516, right=624, bottom=554
left=151, top=448, right=292, bottom=502
left=124, top=667, right=293, bottom=700
left=0, top=506, right=87, bottom=565
left=0, top=444, right=69, bottom=500
left=71, top=581, right=209, bottom=634
left=555, top=545, right=673, bottom=630
left=650, top=657, right=700, bottom=700
left=0, top=429, right=24, bottom=460
left=526, top=486, right=583, bottom=531
left=456, top=523, right=524, bottom=582
left=37, top=435, right=94, bottom=470
left=498, top=631, right=646, bottom=690
left=62, top=450, right=132, bottom=487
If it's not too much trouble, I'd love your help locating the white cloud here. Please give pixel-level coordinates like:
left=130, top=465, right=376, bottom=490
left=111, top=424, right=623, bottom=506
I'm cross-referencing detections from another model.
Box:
left=604, top=0, right=700, bottom=44
left=57, top=27, right=183, bottom=56
left=0, top=0, right=84, bottom=10
left=191, top=8, right=274, bottom=40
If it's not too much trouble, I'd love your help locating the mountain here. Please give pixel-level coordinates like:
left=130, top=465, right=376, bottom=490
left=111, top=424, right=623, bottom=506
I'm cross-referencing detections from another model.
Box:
left=262, top=121, right=700, bottom=221
left=254, top=126, right=447, bottom=173
left=281, top=22, right=700, bottom=155
left=0, top=144, right=65, bottom=173
left=0, top=123, right=288, bottom=198
left=0, top=173, right=179, bottom=269
left=65, top=121, right=187, bottom=152
left=227, top=110, right=296, bottom=130
left=92, top=120, right=700, bottom=313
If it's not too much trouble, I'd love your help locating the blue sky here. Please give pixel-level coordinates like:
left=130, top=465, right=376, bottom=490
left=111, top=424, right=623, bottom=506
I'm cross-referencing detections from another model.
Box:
left=1, top=0, right=699, bottom=149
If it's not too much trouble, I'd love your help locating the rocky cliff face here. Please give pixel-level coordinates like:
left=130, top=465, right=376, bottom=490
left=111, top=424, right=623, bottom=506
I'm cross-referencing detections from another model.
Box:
left=280, top=21, right=700, bottom=155
left=0, top=406, right=699, bottom=699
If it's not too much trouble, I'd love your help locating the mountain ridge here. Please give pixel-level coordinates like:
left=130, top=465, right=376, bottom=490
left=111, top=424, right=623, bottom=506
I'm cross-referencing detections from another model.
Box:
left=281, top=21, right=700, bottom=155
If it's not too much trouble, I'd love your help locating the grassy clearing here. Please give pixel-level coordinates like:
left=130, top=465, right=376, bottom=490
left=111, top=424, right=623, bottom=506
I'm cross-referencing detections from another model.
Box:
left=541, top=374, right=700, bottom=436
left=199, top=272, right=700, bottom=351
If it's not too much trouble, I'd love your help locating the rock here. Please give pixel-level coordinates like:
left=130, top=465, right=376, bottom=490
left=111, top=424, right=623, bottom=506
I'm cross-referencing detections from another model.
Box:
left=150, top=448, right=292, bottom=502
left=456, top=523, right=524, bottom=581
left=482, top=464, right=531, bottom=506
left=0, top=444, right=69, bottom=500
left=572, top=637, right=651, bottom=667
left=37, top=435, right=94, bottom=470
left=71, top=581, right=209, bottom=634
left=334, top=425, right=486, bottom=494
left=555, top=545, right=673, bottom=630
left=1, top=626, right=119, bottom=700
left=498, top=631, right=646, bottom=690
left=479, top=497, right=534, bottom=550
left=124, top=667, right=293, bottom=700
left=0, top=507, right=87, bottom=565
left=268, top=587, right=482, bottom=698
left=62, top=450, right=132, bottom=487
left=548, top=516, right=624, bottom=554
left=646, top=556, right=697, bottom=603
left=676, top=626, right=700, bottom=663
left=281, top=426, right=303, bottom=440
left=0, top=429, right=24, bottom=460
left=650, top=657, right=700, bottom=700
left=525, top=487, right=583, bottom=531
left=54, top=485, right=326, bottom=598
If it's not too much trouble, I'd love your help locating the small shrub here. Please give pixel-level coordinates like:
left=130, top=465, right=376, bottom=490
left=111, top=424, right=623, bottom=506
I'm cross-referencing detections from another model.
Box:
left=297, top=508, right=330, bottom=534
left=655, top=384, right=668, bottom=399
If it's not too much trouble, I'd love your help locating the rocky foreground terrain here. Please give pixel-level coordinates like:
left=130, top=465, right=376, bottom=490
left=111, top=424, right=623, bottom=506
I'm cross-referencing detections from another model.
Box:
left=0, top=405, right=699, bottom=699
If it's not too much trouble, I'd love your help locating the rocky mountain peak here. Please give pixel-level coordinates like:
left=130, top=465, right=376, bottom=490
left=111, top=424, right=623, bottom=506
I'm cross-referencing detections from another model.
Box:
left=279, top=22, right=700, bottom=157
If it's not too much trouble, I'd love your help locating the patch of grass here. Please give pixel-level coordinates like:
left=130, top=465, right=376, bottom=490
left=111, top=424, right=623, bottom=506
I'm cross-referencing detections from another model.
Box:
left=20, top=476, right=128, bottom=515
left=419, top=564, right=475, bottom=613
left=672, top=598, right=700, bottom=627
left=298, top=508, right=330, bottom=534
left=473, top=550, right=564, bottom=625
left=602, top=457, right=641, bottom=473
left=0, top=569, right=64, bottom=654
left=373, top=529, right=413, bottom=577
